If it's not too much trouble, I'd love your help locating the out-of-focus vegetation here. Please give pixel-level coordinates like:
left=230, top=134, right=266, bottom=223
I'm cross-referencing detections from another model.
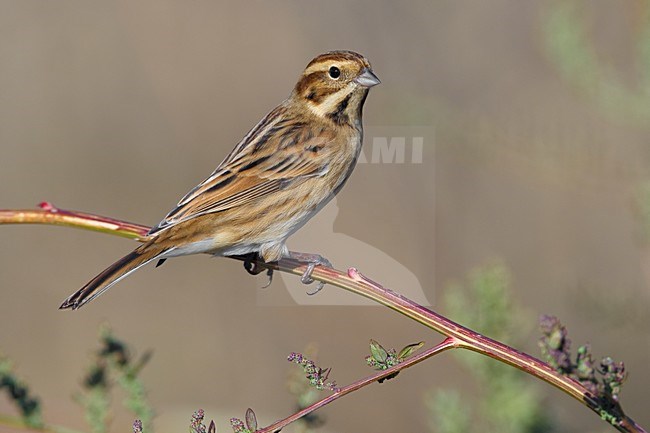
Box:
left=0, top=327, right=152, bottom=433
left=0, top=355, right=42, bottom=428
left=76, top=326, right=153, bottom=433
left=544, top=1, right=650, bottom=126
left=426, top=263, right=554, bottom=433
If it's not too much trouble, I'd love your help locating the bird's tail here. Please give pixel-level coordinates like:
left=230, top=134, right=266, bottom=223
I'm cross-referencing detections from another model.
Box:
left=59, top=244, right=166, bottom=310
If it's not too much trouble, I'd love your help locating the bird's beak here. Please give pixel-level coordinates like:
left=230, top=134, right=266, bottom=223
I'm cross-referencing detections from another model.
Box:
left=354, top=68, right=381, bottom=88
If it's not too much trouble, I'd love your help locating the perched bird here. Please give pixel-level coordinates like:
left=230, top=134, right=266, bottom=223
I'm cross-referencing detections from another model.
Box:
left=60, top=50, right=380, bottom=310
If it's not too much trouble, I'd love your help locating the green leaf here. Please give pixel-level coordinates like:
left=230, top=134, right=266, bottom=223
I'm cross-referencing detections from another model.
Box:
left=369, top=340, right=388, bottom=363
left=397, top=341, right=424, bottom=361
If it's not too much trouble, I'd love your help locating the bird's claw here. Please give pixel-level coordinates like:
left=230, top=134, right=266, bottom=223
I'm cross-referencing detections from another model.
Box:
left=261, top=268, right=274, bottom=288
left=302, top=263, right=326, bottom=295
left=306, top=280, right=325, bottom=295
left=289, top=252, right=332, bottom=295
left=301, top=263, right=317, bottom=285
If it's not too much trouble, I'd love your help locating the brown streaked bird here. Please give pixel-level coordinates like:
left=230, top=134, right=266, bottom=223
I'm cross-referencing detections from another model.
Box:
left=60, top=50, right=380, bottom=310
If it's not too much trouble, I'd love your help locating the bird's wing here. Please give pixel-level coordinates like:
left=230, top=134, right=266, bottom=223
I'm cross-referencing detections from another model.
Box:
left=149, top=108, right=334, bottom=235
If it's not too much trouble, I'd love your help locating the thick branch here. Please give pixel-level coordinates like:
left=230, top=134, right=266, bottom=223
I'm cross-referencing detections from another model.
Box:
left=0, top=202, right=149, bottom=240
left=0, top=204, right=645, bottom=433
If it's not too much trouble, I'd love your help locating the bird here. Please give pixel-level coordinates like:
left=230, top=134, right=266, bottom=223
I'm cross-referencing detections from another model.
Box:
left=60, top=50, right=380, bottom=310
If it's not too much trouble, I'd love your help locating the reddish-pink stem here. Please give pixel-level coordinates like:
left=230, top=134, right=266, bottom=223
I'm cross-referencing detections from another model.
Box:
left=0, top=202, right=149, bottom=240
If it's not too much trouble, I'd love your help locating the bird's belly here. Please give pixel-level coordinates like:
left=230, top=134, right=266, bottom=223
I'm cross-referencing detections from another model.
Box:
left=161, top=238, right=261, bottom=258
left=157, top=175, right=341, bottom=261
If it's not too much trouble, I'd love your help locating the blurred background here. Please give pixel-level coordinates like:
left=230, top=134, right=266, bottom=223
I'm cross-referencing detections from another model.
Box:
left=0, top=1, right=649, bottom=432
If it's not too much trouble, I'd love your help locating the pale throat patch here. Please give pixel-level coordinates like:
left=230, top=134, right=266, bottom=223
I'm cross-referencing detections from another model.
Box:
left=307, top=84, right=355, bottom=119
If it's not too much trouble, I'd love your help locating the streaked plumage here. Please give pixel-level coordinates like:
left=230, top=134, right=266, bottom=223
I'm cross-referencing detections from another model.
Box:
left=60, top=50, right=379, bottom=310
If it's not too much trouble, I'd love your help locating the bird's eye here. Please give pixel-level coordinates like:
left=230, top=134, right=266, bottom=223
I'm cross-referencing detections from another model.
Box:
left=328, top=66, right=341, bottom=79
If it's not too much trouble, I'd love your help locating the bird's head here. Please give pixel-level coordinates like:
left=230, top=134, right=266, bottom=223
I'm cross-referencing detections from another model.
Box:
left=292, top=50, right=380, bottom=125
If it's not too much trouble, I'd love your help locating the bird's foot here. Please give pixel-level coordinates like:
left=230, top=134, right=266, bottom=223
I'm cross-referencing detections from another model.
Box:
left=238, top=252, right=274, bottom=288
left=287, top=251, right=333, bottom=295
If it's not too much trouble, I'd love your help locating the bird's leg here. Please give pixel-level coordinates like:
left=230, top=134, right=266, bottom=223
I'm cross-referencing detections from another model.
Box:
left=235, top=252, right=274, bottom=288
left=232, top=251, right=331, bottom=293
left=241, top=252, right=265, bottom=275
left=287, top=251, right=333, bottom=295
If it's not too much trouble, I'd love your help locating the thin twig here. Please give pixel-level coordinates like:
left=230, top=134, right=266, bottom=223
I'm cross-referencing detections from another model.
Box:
left=0, top=204, right=645, bottom=433
left=260, top=337, right=457, bottom=433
